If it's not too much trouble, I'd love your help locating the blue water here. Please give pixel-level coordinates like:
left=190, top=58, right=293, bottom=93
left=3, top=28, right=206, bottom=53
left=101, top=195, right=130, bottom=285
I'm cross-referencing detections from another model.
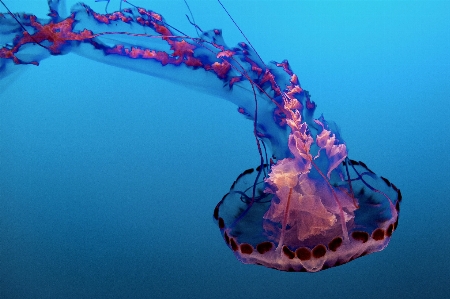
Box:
left=1, top=0, right=449, bottom=298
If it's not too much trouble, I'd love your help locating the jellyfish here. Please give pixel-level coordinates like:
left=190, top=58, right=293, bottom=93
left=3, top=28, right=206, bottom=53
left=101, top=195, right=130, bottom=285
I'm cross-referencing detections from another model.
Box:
left=0, top=0, right=401, bottom=272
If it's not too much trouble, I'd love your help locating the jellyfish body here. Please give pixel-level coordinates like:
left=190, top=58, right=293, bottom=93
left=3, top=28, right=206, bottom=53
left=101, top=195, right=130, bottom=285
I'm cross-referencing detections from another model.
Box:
left=0, top=0, right=402, bottom=272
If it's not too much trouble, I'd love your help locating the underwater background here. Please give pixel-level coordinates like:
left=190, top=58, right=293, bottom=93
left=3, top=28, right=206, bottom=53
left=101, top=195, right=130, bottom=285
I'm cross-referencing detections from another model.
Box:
left=1, top=0, right=449, bottom=298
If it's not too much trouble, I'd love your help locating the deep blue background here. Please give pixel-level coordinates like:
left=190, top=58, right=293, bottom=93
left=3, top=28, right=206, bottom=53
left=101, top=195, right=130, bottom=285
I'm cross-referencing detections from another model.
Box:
left=1, top=1, right=449, bottom=298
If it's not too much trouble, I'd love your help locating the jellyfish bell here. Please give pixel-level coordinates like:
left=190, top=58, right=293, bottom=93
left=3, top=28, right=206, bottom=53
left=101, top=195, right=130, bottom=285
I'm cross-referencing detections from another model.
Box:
left=214, top=153, right=401, bottom=272
left=214, top=107, right=401, bottom=272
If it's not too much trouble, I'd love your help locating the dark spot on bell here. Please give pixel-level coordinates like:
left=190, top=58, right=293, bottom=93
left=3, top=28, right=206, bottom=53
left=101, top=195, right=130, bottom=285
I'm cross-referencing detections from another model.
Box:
left=386, top=224, right=394, bottom=237
left=240, top=243, right=253, bottom=254
left=230, top=238, right=238, bottom=251
left=391, top=183, right=399, bottom=192
left=352, top=231, right=369, bottom=243
left=256, top=163, right=269, bottom=172
left=372, top=228, right=385, bottom=241
left=218, top=217, right=225, bottom=229
left=296, top=247, right=311, bottom=261
left=312, top=244, right=327, bottom=258
left=224, top=231, right=230, bottom=245
left=230, top=180, right=237, bottom=189
left=256, top=241, right=273, bottom=254
left=334, top=259, right=344, bottom=267
left=328, top=237, right=343, bottom=251
left=282, top=245, right=295, bottom=259
left=243, top=168, right=254, bottom=175
left=213, top=205, right=219, bottom=220
left=380, top=176, right=391, bottom=187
